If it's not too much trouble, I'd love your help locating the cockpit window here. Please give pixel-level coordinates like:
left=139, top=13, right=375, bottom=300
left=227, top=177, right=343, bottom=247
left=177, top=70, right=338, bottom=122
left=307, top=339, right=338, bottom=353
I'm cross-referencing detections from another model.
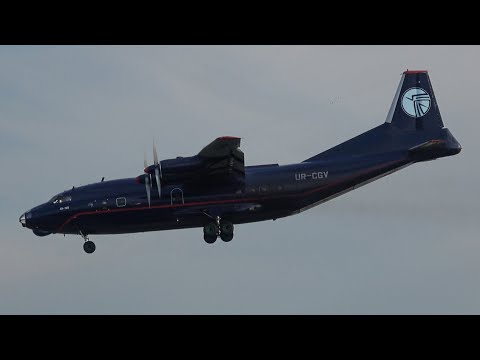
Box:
left=51, top=195, right=72, bottom=204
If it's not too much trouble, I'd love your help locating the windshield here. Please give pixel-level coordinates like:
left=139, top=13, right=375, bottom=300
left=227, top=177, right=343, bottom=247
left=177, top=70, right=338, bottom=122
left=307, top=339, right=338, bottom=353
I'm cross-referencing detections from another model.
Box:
left=49, top=194, right=72, bottom=204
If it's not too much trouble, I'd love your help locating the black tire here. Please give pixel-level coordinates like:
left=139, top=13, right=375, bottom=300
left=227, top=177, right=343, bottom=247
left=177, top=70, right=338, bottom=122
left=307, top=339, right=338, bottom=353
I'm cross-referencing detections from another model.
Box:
left=220, top=233, right=233, bottom=242
left=203, top=222, right=219, bottom=237
left=203, top=234, right=217, bottom=244
left=83, top=241, right=96, bottom=254
left=220, top=221, right=234, bottom=236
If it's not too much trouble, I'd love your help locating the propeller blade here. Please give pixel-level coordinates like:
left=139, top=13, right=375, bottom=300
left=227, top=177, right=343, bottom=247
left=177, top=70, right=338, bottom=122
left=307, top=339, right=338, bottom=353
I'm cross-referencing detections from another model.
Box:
left=153, top=140, right=159, bottom=166
left=145, top=175, right=151, bottom=207
left=152, top=139, right=162, bottom=199
left=159, top=157, right=163, bottom=179
left=155, top=167, right=161, bottom=199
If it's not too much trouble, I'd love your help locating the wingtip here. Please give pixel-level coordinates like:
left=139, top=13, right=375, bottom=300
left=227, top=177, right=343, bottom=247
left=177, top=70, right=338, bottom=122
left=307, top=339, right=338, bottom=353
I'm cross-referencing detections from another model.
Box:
left=404, top=69, right=428, bottom=74
left=218, top=136, right=241, bottom=140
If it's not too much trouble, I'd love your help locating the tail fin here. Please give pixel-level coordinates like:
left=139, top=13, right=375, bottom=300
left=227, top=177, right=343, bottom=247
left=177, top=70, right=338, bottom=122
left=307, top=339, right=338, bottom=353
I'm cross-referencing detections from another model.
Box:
left=304, top=70, right=461, bottom=162
left=385, top=70, right=444, bottom=131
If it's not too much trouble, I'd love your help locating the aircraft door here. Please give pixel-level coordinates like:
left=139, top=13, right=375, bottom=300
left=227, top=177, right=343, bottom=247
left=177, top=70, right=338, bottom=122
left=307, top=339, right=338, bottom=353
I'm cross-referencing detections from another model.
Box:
left=170, top=188, right=184, bottom=205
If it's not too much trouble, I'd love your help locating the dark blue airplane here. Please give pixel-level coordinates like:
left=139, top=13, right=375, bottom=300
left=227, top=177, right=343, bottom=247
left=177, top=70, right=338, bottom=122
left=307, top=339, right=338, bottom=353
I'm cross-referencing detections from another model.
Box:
left=19, top=70, right=461, bottom=253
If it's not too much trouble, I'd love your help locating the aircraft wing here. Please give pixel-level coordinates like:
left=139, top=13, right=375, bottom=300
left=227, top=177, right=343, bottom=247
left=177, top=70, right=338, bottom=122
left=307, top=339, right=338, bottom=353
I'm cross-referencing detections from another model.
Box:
left=197, top=136, right=245, bottom=178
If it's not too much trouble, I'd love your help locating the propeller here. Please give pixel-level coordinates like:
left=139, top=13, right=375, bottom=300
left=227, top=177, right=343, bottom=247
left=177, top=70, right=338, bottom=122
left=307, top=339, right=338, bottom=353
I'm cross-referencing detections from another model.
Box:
left=153, top=140, right=162, bottom=199
left=142, top=151, right=151, bottom=207
left=145, top=173, right=151, bottom=207
left=140, top=140, right=163, bottom=207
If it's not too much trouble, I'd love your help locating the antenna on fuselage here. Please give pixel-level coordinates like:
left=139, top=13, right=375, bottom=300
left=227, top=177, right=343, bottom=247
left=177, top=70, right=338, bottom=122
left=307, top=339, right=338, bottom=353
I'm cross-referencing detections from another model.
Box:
left=101, top=177, right=104, bottom=182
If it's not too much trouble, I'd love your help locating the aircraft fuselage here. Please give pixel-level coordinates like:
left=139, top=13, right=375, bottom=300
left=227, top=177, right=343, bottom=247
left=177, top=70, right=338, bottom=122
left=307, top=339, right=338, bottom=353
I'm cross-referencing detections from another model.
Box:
left=22, top=128, right=459, bottom=237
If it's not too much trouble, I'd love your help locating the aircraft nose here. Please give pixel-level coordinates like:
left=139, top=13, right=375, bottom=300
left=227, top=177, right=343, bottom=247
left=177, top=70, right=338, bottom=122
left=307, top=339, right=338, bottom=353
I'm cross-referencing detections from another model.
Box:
left=19, top=212, right=31, bottom=228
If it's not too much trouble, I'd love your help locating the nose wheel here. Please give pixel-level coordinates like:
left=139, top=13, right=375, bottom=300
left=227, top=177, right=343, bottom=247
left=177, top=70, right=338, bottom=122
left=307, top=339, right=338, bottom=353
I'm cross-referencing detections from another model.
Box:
left=83, top=241, right=96, bottom=254
left=80, top=230, right=96, bottom=254
left=202, top=217, right=234, bottom=244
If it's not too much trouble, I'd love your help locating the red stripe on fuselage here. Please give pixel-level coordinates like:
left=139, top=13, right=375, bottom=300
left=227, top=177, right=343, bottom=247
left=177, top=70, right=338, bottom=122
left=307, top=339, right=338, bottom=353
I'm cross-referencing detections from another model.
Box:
left=56, top=197, right=258, bottom=233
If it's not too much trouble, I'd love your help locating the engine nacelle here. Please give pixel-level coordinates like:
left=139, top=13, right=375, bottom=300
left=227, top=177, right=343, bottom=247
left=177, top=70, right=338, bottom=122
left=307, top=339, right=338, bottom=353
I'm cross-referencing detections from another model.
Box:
left=160, top=156, right=206, bottom=184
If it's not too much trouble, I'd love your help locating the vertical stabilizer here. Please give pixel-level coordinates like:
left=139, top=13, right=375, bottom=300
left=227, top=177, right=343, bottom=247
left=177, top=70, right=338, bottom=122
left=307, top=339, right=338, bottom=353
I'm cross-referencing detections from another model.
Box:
left=385, top=70, right=444, bottom=131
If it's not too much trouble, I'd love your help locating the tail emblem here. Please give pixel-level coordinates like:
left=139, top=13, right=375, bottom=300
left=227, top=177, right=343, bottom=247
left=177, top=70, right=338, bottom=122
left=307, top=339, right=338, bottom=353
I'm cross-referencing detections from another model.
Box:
left=401, top=87, right=431, bottom=118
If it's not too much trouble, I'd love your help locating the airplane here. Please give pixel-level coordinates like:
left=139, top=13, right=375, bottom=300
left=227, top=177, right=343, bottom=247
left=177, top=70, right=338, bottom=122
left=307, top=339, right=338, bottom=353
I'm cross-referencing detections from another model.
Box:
left=19, top=70, right=462, bottom=254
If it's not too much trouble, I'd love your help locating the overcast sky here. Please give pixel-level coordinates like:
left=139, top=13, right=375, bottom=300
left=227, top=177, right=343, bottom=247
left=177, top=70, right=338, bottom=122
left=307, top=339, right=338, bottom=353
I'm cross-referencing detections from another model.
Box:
left=0, top=45, right=478, bottom=314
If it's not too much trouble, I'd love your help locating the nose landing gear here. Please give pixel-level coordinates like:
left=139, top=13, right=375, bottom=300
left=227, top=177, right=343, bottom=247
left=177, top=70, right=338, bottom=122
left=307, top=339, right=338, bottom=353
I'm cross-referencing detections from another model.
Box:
left=79, top=230, right=96, bottom=254
left=83, top=241, right=96, bottom=254
left=202, top=216, right=234, bottom=244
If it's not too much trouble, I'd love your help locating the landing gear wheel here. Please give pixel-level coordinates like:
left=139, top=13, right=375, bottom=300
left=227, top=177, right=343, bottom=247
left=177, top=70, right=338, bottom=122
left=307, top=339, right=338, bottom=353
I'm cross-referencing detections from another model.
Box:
left=83, top=240, right=96, bottom=254
left=220, top=233, right=233, bottom=242
left=203, top=222, right=219, bottom=237
left=202, top=217, right=234, bottom=244
left=203, top=234, right=217, bottom=244
left=220, top=221, right=234, bottom=242
left=220, top=221, right=234, bottom=236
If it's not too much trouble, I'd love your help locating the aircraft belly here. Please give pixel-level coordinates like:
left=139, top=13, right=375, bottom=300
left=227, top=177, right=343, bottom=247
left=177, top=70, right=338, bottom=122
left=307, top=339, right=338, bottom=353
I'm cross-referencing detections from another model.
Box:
left=63, top=207, right=181, bottom=235
left=60, top=199, right=288, bottom=235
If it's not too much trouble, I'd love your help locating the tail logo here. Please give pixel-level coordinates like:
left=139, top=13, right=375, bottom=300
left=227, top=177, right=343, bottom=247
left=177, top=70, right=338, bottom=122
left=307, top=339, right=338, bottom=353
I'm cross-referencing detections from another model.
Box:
left=401, top=87, right=431, bottom=118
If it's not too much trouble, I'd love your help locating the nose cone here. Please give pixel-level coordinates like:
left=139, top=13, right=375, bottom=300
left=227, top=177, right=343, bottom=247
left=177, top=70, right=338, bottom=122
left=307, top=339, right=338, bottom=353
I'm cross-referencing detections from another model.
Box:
left=19, top=213, right=26, bottom=227
left=19, top=211, right=32, bottom=229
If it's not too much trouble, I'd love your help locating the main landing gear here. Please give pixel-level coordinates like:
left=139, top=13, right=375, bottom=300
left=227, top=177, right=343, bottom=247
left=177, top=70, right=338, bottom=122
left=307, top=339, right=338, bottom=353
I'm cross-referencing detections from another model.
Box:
left=203, top=216, right=234, bottom=244
left=80, top=230, right=96, bottom=254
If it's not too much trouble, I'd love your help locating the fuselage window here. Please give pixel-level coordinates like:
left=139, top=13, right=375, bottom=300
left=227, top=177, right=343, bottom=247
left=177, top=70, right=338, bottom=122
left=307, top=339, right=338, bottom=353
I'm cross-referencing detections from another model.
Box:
left=116, top=197, right=127, bottom=207
left=259, top=185, right=269, bottom=193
